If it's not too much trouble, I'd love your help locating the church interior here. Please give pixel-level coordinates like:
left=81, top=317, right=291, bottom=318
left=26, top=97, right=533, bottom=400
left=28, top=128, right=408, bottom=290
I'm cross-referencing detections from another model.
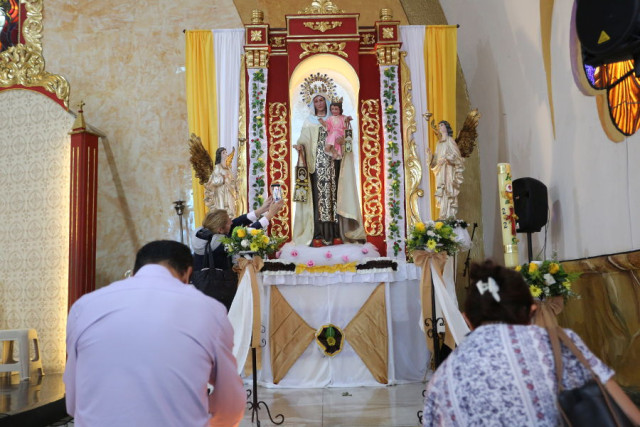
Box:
left=1, top=0, right=639, bottom=425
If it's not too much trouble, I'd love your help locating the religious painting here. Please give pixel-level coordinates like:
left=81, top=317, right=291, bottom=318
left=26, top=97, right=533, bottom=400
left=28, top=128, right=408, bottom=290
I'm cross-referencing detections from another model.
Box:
left=0, top=0, right=23, bottom=53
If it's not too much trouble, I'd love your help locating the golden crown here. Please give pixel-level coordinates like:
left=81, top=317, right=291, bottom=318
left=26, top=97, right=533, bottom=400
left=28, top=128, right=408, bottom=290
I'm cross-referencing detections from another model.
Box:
left=300, top=73, right=338, bottom=105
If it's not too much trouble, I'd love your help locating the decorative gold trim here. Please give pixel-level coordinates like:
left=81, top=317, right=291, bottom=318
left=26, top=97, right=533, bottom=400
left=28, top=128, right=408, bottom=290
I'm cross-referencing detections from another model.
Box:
left=361, top=33, right=376, bottom=45
left=236, top=55, right=248, bottom=216
left=250, top=30, right=263, bottom=42
left=360, top=99, right=384, bottom=236
left=303, top=21, right=343, bottom=33
left=400, top=52, right=422, bottom=230
left=298, top=0, right=344, bottom=14
left=376, top=45, right=400, bottom=66
left=0, top=0, right=70, bottom=108
left=251, top=9, right=264, bottom=24
left=245, top=49, right=269, bottom=68
left=267, top=102, right=290, bottom=240
left=300, top=42, right=348, bottom=59
left=270, top=36, right=286, bottom=48
left=382, top=27, right=394, bottom=39
left=380, top=8, right=393, bottom=21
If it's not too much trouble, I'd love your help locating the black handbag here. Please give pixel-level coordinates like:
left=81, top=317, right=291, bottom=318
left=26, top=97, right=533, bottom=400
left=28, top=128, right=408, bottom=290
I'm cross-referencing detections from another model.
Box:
left=192, top=241, right=238, bottom=312
left=547, top=326, right=634, bottom=427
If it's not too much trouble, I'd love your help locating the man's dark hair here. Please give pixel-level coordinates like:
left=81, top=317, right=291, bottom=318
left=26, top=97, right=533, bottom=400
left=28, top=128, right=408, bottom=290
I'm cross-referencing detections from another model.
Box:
left=133, top=240, right=193, bottom=276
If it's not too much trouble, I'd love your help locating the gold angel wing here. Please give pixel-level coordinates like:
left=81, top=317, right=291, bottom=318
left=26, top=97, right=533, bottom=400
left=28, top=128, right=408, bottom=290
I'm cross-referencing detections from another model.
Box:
left=188, top=133, right=213, bottom=185
left=455, top=109, right=481, bottom=158
left=225, top=147, right=236, bottom=168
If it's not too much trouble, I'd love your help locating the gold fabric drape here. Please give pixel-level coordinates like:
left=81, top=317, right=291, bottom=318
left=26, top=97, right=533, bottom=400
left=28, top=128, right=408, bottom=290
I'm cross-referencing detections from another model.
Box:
left=270, top=287, right=315, bottom=384
left=425, top=26, right=457, bottom=218
left=413, top=250, right=455, bottom=353
left=269, top=284, right=389, bottom=384
left=344, top=283, right=389, bottom=384
left=185, top=30, right=219, bottom=226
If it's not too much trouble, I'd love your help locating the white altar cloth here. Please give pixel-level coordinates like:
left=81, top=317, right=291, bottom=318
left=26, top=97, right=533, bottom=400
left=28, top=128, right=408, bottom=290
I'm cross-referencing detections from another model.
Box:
left=258, top=263, right=430, bottom=388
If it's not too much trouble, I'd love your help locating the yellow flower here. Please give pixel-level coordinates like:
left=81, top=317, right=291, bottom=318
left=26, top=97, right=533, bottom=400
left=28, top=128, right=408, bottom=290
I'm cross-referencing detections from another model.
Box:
left=326, top=336, right=336, bottom=346
left=250, top=228, right=260, bottom=236
left=250, top=243, right=259, bottom=252
left=528, top=263, right=538, bottom=274
left=236, top=229, right=246, bottom=238
left=563, top=281, right=571, bottom=290
left=427, top=239, right=437, bottom=250
left=515, top=265, right=522, bottom=272
left=530, top=286, right=542, bottom=298
left=549, top=263, right=560, bottom=274
left=415, top=222, right=426, bottom=233
left=435, top=222, right=444, bottom=230
left=262, top=235, right=270, bottom=244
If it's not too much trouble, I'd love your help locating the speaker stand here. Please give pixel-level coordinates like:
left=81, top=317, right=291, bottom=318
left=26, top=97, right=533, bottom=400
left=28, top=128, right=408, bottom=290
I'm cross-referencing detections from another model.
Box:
left=526, top=232, right=533, bottom=263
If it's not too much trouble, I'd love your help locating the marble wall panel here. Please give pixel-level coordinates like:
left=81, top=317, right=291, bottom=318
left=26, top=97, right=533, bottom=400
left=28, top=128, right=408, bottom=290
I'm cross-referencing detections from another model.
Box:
left=42, top=0, right=242, bottom=287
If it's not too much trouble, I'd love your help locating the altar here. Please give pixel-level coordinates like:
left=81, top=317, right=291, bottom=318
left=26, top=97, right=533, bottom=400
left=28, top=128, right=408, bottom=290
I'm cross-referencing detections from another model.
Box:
left=255, top=263, right=429, bottom=388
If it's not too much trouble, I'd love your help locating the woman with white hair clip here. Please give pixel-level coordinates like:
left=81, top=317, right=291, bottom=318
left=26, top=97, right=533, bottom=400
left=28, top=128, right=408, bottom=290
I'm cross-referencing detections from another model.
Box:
left=422, top=259, right=640, bottom=426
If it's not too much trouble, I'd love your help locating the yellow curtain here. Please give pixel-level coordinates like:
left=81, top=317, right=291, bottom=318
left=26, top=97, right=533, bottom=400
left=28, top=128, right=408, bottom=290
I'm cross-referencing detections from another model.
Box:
left=425, top=26, right=457, bottom=219
left=185, top=30, right=219, bottom=226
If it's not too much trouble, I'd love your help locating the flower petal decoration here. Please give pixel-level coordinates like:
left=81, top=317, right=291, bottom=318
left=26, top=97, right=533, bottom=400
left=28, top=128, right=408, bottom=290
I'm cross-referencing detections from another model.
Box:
left=325, top=251, right=332, bottom=259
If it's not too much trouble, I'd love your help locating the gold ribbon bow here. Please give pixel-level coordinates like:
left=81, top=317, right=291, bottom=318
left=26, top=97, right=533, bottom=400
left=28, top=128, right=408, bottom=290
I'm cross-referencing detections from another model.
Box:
left=235, top=255, right=264, bottom=348
left=533, top=295, right=564, bottom=328
left=413, top=250, right=456, bottom=353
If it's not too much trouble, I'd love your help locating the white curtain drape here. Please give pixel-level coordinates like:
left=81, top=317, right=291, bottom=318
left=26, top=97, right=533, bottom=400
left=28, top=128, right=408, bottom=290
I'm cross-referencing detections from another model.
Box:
left=400, top=25, right=432, bottom=222
left=213, top=29, right=244, bottom=172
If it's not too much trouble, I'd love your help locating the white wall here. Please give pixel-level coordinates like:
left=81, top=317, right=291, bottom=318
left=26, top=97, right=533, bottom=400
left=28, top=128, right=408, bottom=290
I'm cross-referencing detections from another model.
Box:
left=442, top=0, right=639, bottom=261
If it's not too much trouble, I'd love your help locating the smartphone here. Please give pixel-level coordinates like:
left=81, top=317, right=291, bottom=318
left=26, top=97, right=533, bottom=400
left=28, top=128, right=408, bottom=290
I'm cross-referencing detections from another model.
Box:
left=271, top=184, right=282, bottom=201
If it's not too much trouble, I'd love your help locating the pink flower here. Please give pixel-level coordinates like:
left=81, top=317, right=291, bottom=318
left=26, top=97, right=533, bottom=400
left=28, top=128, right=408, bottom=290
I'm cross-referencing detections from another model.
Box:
left=325, top=251, right=332, bottom=259
left=291, top=250, right=298, bottom=257
left=307, top=260, right=315, bottom=267
left=361, top=247, right=369, bottom=254
left=342, top=255, right=349, bottom=262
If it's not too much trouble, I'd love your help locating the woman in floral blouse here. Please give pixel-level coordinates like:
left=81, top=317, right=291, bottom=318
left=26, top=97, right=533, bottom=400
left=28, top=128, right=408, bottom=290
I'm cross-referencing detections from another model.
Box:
left=422, top=259, right=640, bottom=426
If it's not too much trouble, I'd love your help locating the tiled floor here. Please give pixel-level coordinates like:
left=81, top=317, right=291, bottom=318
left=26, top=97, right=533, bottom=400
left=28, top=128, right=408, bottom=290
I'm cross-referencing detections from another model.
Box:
left=240, top=382, right=425, bottom=426
left=49, top=382, right=426, bottom=426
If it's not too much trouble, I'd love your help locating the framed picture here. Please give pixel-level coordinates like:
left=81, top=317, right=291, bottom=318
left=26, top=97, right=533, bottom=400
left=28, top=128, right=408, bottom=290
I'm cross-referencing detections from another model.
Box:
left=0, top=0, right=25, bottom=53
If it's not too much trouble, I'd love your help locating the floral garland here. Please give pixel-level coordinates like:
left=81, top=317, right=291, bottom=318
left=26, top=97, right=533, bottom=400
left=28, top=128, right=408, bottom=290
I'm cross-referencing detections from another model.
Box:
left=380, top=65, right=406, bottom=257
left=248, top=68, right=268, bottom=210
left=260, top=258, right=398, bottom=275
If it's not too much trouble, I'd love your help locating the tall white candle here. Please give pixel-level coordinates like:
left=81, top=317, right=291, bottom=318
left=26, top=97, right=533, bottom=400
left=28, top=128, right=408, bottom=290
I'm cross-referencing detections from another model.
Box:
left=497, top=163, right=519, bottom=267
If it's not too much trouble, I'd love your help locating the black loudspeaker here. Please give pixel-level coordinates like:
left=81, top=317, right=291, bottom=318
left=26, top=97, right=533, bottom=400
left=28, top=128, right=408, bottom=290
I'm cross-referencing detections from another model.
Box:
left=513, top=178, right=548, bottom=233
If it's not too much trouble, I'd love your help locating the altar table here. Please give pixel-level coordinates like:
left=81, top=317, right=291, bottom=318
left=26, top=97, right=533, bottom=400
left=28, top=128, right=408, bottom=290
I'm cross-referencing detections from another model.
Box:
left=254, top=263, right=430, bottom=388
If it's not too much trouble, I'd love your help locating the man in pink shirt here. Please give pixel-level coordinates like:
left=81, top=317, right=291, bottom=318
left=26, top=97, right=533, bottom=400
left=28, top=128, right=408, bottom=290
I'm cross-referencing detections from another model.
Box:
left=64, top=240, right=245, bottom=426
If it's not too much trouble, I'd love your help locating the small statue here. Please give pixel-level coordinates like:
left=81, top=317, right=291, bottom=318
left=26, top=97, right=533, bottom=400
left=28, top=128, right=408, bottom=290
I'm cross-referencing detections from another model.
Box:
left=426, top=109, right=480, bottom=219
left=188, top=134, right=238, bottom=217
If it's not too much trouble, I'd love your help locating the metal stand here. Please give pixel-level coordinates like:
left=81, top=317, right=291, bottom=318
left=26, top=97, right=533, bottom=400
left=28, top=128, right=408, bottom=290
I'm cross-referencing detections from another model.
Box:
left=246, top=347, right=284, bottom=426
left=462, top=222, right=479, bottom=285
left=173, top=200, right=185, bottom=243
left=526, top=232, right=533, bottom=263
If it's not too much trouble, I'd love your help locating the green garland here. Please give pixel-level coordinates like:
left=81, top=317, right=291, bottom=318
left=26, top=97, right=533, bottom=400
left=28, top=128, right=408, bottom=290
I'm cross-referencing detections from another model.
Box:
left=249, top=69, right=267, bottom=209
left=382, top=66, right=403, bottom=256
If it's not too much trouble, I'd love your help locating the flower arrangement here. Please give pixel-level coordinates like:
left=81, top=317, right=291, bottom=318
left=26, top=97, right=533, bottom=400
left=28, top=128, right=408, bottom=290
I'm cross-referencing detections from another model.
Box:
left=515, top=260, right=580, bottom=300
left=221, top=226, right=284, bottom=258
left=406, top=219, right=468, bottom=257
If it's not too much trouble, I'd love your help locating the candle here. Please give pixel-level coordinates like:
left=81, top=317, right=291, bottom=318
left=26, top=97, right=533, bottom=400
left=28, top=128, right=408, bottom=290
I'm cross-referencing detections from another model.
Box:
left=497, top=163, right=519, bottom=267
